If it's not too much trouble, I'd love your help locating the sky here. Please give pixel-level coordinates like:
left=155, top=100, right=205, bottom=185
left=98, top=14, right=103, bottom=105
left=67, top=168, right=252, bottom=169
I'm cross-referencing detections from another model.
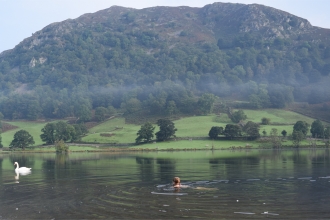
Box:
left=1, top=0, right=329, bottom=53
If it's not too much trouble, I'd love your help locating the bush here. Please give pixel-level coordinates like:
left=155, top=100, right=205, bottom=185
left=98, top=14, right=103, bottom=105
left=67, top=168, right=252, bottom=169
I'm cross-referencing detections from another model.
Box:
left=230, top=110, right=247, bottom=123
left=55, top=140, right=69, bottom=153
left=261, top=117, right=271, bottom=125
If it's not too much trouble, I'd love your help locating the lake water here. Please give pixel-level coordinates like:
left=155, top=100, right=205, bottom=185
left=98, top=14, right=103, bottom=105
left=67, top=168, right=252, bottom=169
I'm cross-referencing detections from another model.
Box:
left=1, top=149, right=330, bottom=219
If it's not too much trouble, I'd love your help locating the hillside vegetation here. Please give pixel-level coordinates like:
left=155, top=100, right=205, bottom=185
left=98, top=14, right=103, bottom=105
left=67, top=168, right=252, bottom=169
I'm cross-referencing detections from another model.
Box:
left=81, top=109, right=315, bottom=144
left=0, top=3, right=329, bottom=122
left=0, top=108, right=325, bottom=150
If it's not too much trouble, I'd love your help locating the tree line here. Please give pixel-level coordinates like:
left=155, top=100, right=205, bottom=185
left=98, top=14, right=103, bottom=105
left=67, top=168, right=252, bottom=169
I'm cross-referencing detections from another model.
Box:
left=5, top=111, right=330, bottom=149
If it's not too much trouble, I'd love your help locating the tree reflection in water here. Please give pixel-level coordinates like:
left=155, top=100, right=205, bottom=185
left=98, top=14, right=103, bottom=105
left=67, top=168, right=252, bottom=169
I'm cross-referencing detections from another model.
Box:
left=209, top=156, right=260, bottom=179
left=157, top=158, right=176, bottom=182
left=136, top=156, right=155, bottom=182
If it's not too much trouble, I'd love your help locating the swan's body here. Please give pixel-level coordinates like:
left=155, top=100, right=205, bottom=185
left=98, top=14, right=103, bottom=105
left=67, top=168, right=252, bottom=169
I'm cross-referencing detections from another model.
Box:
left=14, top=162, right=31, bottom=173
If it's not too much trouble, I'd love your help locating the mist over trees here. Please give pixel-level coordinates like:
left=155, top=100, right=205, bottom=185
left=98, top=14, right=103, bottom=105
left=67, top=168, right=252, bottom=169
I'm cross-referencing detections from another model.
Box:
left=1, top=4, right=330, bottom=121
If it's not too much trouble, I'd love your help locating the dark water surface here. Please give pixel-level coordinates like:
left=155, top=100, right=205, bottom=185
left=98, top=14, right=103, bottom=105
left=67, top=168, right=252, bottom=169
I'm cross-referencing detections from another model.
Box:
left=1, top=149, right=330, bottom=219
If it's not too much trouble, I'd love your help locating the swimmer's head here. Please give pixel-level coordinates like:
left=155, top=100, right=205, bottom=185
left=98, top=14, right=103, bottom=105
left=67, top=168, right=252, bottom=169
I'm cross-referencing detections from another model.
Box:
left=173, top=177, right=180, bottom=185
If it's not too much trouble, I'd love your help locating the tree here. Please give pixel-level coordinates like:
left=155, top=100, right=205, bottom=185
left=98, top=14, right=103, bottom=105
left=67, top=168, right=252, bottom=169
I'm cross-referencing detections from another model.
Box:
left=10, top=130, right=35, bottom=149
left=95, top=107, right=108, bottom=122
left=121, top=98, right=142, bottom=114
left=269, top=128, right=281, bottom=148
left=197, top=93, right=216, bottom=115
left=310, top=119, right=324, bottom=138
left=107, top=106, right=117, bottom=116
left=230, top=110, right=247, bottom=123
left=261, top=117, right=271, bottom=125
left=243, top=121, right=260, bottom=139
left=55, top=140, right=69, bottom=153
left=293, top=121, right=309, bottom=137
left=40, top=123, right=56, bottom=144
left=223, top=124, right=242, bottom=139
left=208, top=126, right=223, bottom=139
left=292, top=130, right=305, bottom=147
left=55, top=121, right=75, bottom=142
left=27, top=100, right=41, bottom=120
left=0, top=131, right=3, bottom=148
left=324, top=126, right=330, bottom=139
left=268, top=84, right=294, bottom=108
left=147, top=92, right=167, bottom=114
left=76, top=104, right=92, bottom=122
left=41, top=122, right=77, bottom=144
left=249, top=85, right=270, bottom=109
left=72, top=124, right=88, bottom=141
left=165, top=101, right=178, bottom=116
left=136, top=122, right=155, bottom=144
left=155, top=119, right=177, bottom=141
left=0, top=112, right=4, bottom=129
left=249, top=94, right=263, bottom=109
left=281, top=130, right=287, bottom=137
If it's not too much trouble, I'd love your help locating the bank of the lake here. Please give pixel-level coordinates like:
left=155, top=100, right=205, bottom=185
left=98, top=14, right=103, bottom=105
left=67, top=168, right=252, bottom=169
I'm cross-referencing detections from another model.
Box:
left=1, top=138, right=327, bottom=153
left=1, top=109, right=327, bottom=151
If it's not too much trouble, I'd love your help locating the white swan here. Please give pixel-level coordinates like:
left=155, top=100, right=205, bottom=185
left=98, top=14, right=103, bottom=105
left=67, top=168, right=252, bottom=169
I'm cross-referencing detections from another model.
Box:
left=14, top=162, right=32, bottom=174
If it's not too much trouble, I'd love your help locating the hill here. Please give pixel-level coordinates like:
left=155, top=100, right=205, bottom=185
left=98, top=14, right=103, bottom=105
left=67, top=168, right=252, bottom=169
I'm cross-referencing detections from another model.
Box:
left=0, top=2, right=330, bottom=121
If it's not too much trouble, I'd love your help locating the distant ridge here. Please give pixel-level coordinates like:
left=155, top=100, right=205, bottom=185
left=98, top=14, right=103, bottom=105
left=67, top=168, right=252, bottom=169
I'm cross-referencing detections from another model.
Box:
left=0, top=2, right=330, bottom=121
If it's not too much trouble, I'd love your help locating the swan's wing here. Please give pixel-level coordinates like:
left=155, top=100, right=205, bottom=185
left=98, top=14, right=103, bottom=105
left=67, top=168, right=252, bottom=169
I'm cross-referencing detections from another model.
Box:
left=18, top=170, right=32, bottom=175
left=17, top=167, right=32, bottom=174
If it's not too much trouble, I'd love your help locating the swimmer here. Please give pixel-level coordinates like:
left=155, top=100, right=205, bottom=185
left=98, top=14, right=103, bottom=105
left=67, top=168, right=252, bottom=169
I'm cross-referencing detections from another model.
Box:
left=172, top=177, right=190, bottom=188
left=173, top=177, right=181, bottom=188
left=172, top=177, right=216, bottom=190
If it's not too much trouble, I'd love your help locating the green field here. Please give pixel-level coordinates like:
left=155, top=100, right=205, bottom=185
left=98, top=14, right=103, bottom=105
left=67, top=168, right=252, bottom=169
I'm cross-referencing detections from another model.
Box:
left=0, top=109, right=326, bottom=149
left=81, top=109, right=322, bottom=146
left=82, top=118, right=141, bottom=143
left=2, top=121, right=48, bottom=147
left=243, top=109, right=316, bottom=124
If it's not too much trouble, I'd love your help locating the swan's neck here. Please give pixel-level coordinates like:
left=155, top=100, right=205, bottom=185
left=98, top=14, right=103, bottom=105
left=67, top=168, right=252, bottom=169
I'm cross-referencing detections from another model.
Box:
left=15, top=164, right=19, bottom=169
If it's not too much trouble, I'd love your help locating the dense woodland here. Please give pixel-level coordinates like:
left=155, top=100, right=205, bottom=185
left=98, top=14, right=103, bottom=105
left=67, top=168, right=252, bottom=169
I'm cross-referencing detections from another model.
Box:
left=1, top=3, right=330, bottom=121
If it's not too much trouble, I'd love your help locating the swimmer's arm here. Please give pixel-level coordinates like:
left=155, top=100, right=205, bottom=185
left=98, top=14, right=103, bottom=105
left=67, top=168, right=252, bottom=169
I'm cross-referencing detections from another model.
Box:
left=194, top=187, right=218, bottom=190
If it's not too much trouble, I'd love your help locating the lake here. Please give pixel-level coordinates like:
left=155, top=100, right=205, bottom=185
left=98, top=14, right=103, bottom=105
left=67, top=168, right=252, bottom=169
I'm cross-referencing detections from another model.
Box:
left=1, top=149, right=330, bottom=219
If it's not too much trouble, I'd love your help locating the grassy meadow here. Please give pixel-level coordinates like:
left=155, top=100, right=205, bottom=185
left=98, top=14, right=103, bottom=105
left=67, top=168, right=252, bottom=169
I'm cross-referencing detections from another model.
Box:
left=0, top=109, right=326, bottom=150
left=82, top=117, right=141, bottom=144
left=1, top=121, right=47, bottom=147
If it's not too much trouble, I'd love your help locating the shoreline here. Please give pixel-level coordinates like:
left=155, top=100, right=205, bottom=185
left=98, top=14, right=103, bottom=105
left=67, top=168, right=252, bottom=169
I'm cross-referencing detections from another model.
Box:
left=0, top=144, right=328, bottom=153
